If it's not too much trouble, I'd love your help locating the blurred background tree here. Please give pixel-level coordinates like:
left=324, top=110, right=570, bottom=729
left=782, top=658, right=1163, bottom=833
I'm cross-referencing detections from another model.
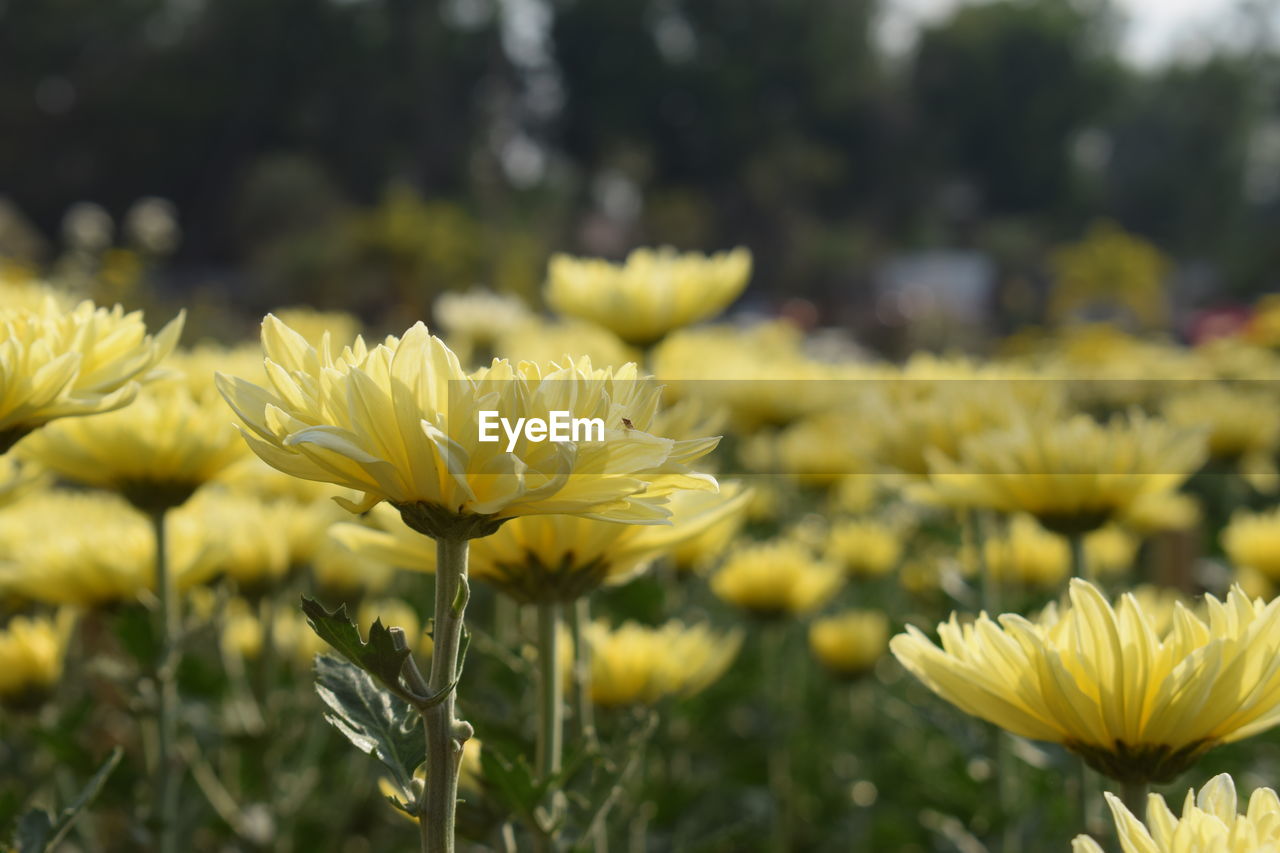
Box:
left=0, top=0, right=1277, bottom=336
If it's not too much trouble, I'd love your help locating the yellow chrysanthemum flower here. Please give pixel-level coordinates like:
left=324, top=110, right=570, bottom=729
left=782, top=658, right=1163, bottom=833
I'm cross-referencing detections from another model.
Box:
left=545, top=247, right=750, bottom=346
left=0, top=610, right=74, bottom=709
left=965, top=514, right=1070, bottom=588
left=1164, top=384, right=1280, bottom=480
left=220, top=598, right=326, bottom=665
left=868, top=359, right=1063, bottom=483
left=711, top=540, right=843, bottom=618
left=892, top=579, right=1280, bottom=783
left=582, top=620, right=742, bottom=708
left=651, top=321, right=845, bottom=428
left=926, top=412, right=1206, bottom=535
left=808, top=610, right=889, bottom=679
left=333, top=483, right=751, bottom=602
left=217, top=316, right=717, bottom=539
left=0, top=491, right=219, bottom=606
left=1072, top=773, right=1280, bottom=853
left=495, top=319, right=635, bottom=370
left=827, top=518, right=905, bottom=579
left=19, top=385, right=247, bottom=511
left=180, top=490, right=291, bottom=594
left=311, top=534, right=395, bottom=599
left=0, top=297, right=183, bottom=453
left=1123, top=491, right=1200, bottom=535
left=667, top=483, right=752, bottom=574
left=434, top=288, right=532, bottom=366
left=744, top=411, right=875, bottom=487
left=1223, top=507, right=1280, bottom=582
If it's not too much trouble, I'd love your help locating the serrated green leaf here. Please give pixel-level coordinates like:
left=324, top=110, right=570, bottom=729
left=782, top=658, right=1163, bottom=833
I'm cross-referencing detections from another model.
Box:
left=314, top=654, right=426, bottom=794
left=301, top=597, right=412, bottom=696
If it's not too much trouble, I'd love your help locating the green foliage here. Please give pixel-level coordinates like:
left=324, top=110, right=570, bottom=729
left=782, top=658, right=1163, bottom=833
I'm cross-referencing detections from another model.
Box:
left=10, top=748, right=122, bottom=853
left=313, top=654, right=425, bottom=797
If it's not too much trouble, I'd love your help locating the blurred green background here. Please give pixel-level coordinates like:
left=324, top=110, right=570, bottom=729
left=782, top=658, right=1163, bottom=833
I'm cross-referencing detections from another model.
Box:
left=2, top=0, right=1278, bottom=347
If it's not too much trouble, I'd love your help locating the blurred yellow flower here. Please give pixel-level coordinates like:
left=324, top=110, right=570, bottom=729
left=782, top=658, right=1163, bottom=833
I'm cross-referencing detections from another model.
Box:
left=221, top=598, right=326, bottom=665
left=179, top=490, right=291, bottom=594
left=1223, top=507, right=1280, bottom=582
left=582, top=620, right=742, bottom=708
left=20, top=385, right=247, bottom=511
left=0, top=610, right=73, bottom=708
left=1072, top=773, right=1279, bottom=853
left=1085, top=524, right=1139, bottom=577
left=545, top=247, right=750, bottom=346
left=1164, top=384, right=1280, bottom=479
left=311, top=534, right=395, bottom=599
left=965, top=514, right=1069, bottom=588
left=808, top=610, right=889, bottom=678
left=0, top=491, right=219, bottom=606
left=827, top=518, right=905, bottom=579
left=217, top=316, right=717, bottom=538
left=668, top=482, right=752, bottom=574
left=652, top=321, right=844, bottom=428
left=1123, top=490, right=1200, bottom=535
left=745, top=411, right=875, bottom=487
left=333, top=483, right=751, bottom=603
left=711, top=540, right=842, bottom=618
left=495, top=319, right=635, bottom=369
left=892, top=579, right=1280, bottom=783
left=927, top=412, right=1206, bottom=535
left=434, top=288, right=532, bottom=365
left=0, top=297, right=183, bottom=453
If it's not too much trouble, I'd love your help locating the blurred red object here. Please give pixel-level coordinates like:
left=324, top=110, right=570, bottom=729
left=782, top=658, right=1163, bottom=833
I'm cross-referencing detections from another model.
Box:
left=1188, top=305, right=1251, bottom=345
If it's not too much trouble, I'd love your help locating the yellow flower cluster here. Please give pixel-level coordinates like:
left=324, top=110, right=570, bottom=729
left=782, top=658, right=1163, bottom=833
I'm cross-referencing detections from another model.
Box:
left=583, top=620, right=742, bottom=708
left=808, top=610, right=889, bottom=678
left=0, top=611, right=73, bottom=708
left=926, top=412, right=1206, bottom=535
left=1073, top=773, right=1280, bottom=853
left=1, top=293, right=182, bottom=452
left=546, top=247, right=751, bottom=346
left=334, top=483, right=751, bottom=603
left=217, top=316, right=718, bottom=537
left=711, top=540, right=842, bottom=618
left=892, top=580, right=1280, bottom=783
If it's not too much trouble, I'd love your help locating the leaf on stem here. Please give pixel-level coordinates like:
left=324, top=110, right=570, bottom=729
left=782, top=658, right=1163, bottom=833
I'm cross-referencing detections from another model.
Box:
left=313, top=654, right=427, bottom=796
left=301, top=597, right=412, bottom=696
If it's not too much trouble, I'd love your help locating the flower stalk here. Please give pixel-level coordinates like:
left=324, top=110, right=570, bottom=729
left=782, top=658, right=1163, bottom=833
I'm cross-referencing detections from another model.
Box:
left=418, top=536, right=473, bottom=853
left=151, top=509, right=181, bottom=853
left=535, top=600, right=565, bottom=852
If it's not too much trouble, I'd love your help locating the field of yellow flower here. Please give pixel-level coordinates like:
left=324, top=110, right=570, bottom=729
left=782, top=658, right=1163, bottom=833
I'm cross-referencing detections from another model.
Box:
left=5, top=248, right=1280, bottom=853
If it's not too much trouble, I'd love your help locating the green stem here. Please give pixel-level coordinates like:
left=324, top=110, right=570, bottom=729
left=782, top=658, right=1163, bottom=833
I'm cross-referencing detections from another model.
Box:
left=1070, top=532, right=1093, bottom=584
left=152, top=510, right=180, bottom=853
left=418, top=537, right=472, bottom=853
left=765, top=626, right=793, bottom=853
left=569, top=599, right=605, bottom=852
left=569, top=599, right=598, bottom=749
left=1120, top=780, right=1148, bottom=821
left=966, top=511, right=1019, bottom=852
left=534, top=601, right=564, bottom=852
